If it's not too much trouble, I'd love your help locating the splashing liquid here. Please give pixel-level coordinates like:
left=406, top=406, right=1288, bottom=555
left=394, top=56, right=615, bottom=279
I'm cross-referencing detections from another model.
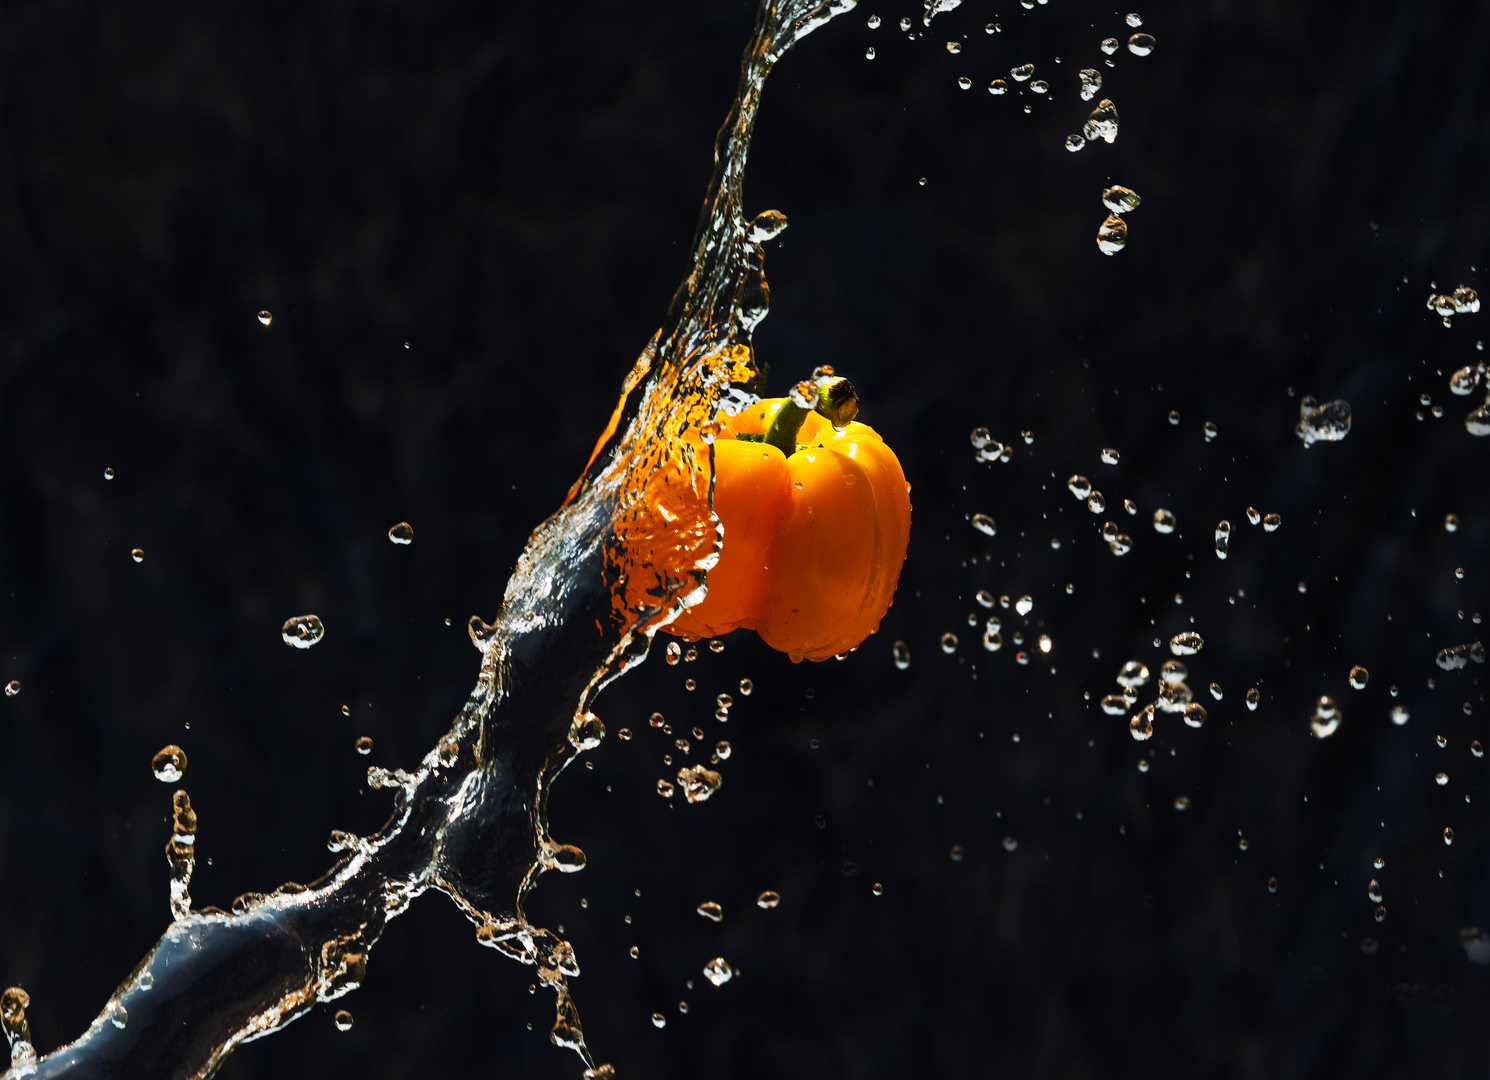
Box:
left=13, top=2, right=857, bottom=1077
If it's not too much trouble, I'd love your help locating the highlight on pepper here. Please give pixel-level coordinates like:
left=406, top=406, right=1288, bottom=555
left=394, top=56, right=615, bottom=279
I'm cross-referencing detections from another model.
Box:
left=668, top=370, right=912, bottom=662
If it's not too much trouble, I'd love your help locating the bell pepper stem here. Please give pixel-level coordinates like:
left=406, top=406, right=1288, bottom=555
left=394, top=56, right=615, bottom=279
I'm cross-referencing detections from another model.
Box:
left=762, top=376, right=859, bottom=454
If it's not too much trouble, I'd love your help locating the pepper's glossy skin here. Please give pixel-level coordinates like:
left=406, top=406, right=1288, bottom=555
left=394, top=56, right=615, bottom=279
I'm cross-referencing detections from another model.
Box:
left=668, top=398, right=912, bottom=662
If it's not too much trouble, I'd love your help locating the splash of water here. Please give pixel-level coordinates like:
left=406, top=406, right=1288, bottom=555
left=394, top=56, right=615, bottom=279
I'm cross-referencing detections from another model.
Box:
left=2, top=2, right=856, bottom=1077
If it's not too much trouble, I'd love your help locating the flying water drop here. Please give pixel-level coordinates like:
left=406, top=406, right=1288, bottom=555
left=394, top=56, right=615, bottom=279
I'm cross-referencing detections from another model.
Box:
left=281, top=615, right=326, bottom=649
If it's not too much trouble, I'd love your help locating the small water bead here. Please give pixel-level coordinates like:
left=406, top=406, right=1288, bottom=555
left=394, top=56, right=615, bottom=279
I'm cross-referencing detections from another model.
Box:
left=281, top=614, right=325, bottom=649
left=941, top=633, right=959, bottom=654
left=975, top=589, right=996, bottom=609
left=684, top=678, right=696, bottom=691
left=1087, top=491, right=1107, bottom=514
left=1183, top=703, right=1207, bottom=729
left=1084, top=100, right=1119, bottom=144
left=678, top=765, right=723, bottom=804
left=1450, top=366, right=1480, bottom=395
left=1246, top=688, right=1261, bottom=711
left=1467, top=404, right=1490, bottom=436
left=657, top=779, right=675, bottom=798
left=970, top=426, right=992, bottom=449
left=867, top=13, right=880, bottom=27
left=1262, top=513, right=1282, bottom=532
left=387, top=522, right=414, bottom=545
left=1065, top=134, right=1086, bottom=152
left=893, top=640, right=911, bottom=669
left=1445, top=828, right=1455, bottom=846
left=1311, top=715, right=1341, bottom=739
left=1267, top=877, right=1279, bottom=894
left=1118, top=660, right=1150, bottom=687
left=1170, top=632, right=1203, bottom=656
left=151, top=745, right=187, bottom=782
left=1101, top=37, right=1119, bottom=54
left=696, top=901, right=724, bottom=923
left=1079, top=68, right=1102, bottom=101
left=1030, top=80, right=1049, bottom=94
left=865, top=46, right=875, bottom=59
left=982, top=630, right=1003, bottom=651
left=1152, top=509, right=1177, bottom=534
left=1349, top=666, right=1369, bottom=690
left=104, top=466, right=115, bottom=480
left=986, top=22, right=1000, bottom=32
left=702, top=958, right=734, bottom=986
left=1101, top=694, right=1128, bottom=715
left=1108, top=533, right=1133, bottom=556
left=957, top=76, right=972, bottom=89
left=988, top=79, right=1009, bottom=95
left=971, top=513, right=997, bottom=536
left=1127, top=33, right=1155, bottom=55
left=1246, top=507, right=1261, bottom=525
left=1203, top=422, right=1219, bottom=442
left=1456, top=567, right=1466, bottom=580
left=1124, top=499, right=1138, bottom=516
left=899, top=16, right=911, bottom=30
left=1137, top=759, right=1149, bottom=773
left=1096, top=214, right=1128, bottom=255
left=355, top=736, right=373, bottom=755
left=1011, top=64, right=1035, bottom=82
left=1472, top=740, right=1485, bottom=757
left=651, top=1013, right=667, bottom=1029
left=1126, top=12, right=1143, bottom=26
left=1445, top=513, right=1461, bottom=532
left=257, top=310, right=273, bottom=326
left=1129, top=707, right=1155, bottom=741
left=1160, top=660, right=1187, bottom=685
left=1437, top=734, right=1449, bottom=749
left=1015, top=595, right=1034, bottom=616
left=757, top=891, right=780, bottom=909
left=128, top=548, right=145, bottom=563
left=1437, top=772, right=1449, bottom=786
left=1038, top=634, right=1052, bottom=654
left=946, top=41, right=961, bottom=53
left=1100, top=448, right=1121, bottom=465
left=333, top=1010, right=353, bottom=1032
left=684, top=646, right=698, bottom=663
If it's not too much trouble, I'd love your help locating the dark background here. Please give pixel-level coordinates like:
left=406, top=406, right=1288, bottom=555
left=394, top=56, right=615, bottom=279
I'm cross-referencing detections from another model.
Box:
left=2, top=0, right=1489, bottom=1077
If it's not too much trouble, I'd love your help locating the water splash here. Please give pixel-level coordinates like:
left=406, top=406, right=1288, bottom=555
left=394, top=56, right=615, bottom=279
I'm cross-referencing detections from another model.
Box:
left=6, top=2, right=857, bottom=1077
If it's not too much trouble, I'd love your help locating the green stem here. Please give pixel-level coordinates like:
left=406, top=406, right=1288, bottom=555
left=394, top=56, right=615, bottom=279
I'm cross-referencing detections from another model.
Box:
left=761, top=377, right=858, bottom=454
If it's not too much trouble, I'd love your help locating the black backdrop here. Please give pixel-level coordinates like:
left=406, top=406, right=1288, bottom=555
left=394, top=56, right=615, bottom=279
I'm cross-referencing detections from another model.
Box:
left=2, top=1, right=1489, bottom=1077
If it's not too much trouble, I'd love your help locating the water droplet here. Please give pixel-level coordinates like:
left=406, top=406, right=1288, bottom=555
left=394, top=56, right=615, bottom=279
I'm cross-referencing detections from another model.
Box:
left=1128, top=32, right=1155, bottom=55
left=1015, top=595, right=1034, bottom=616
left=1245, top=506, right=1261, bottom=526
left=1065, top=134, right=1087, bottom=152
left=1101, top=37, right=1119, bottom=54
left=130, top=548, right=145, bottom=563
left=1169, top=632, right=1203, bottom=656
left=1079, top=68, right=1103, bottom=101
left=1102, top=186, right=1141, bottom=214
left=1173, top=796, right=1191, bottom=811
left=1295, top=396, right=1352, bottom=446
left=1467, top=404, right=1490, bottom=436
left=333, top=1009, right=353, bottom=1032
left=388, top=522, right=413, bottom=545
left=988, top=78, right=1009, bottom=95
left=1444, top=827, right=1455, bottom=845
left=355, top=736, right=373, bottom=756
left=1011, top=63, right=1035, bottom=82
left=257, top=310, right=272, bottom=326
left=1030, top=79, right=1049, bottom=94
left=1129, top=707, right=1155, bottom=741
left=1262, top=513, right=1282, bottom=533
left=1438, top=734, right=1449, bottom=749
left=982, top=630, right=1004, bottom=652
left=281, top=614, right=325, bottom=649
left=677, top=765, right=723, bottom=804
left=866, top=13, right=881, bottom=28
left=1096, top=213, right=1128, bottom=255
left=971, top=513, right=997, bottom=536
left=1246, top=688, right=1261, bottom=711
left=651, top=1013, right=667, bottom=1028
left=1067, top=475, right=1092, bottom=500
left=1126, top=12, right=1143, bottom=26
left=1100, top=448, right=1121, bottom=465
left=1152, top=508, right=1177, bottom=534
left=946, top=41, right=961, bottom=53
left=1087, top=491, right=1107, bottom=514
left=151, top=745, right=187, bottom=783
left=1117, top=660, right=1150, bottom=687
left=1349, top=665, right=1369, bottom=690
left=1100, top=694, right=1128, bottom=715
left=1436, top=772, right=1450, bottom=787
left=1182, top=703, right=1207, bottom=729
left=657, top=779, right=675, bottom=798
left=702, top=957, right=734, bottom=986
left=940, top=632, right=959, bottom=654
left=1083, top=99, right=1119, bottom=144
left=103, top=466, right=115, bottom=480
left=1435, top=642, right=1486, bottom=671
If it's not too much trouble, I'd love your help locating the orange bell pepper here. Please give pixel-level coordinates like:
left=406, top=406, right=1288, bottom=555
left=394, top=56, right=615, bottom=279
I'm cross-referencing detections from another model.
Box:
left=668, top=376, right=911, bottom=662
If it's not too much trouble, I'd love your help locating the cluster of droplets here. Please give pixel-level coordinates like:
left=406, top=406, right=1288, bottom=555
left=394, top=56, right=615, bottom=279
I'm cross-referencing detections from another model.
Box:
left=1446, top=357, right=1490, bottom=436
left=1093, top=185, right=1140, bottom=255
left=1106, top=635, right=1209, bottom=745
left=1426, top=284, right=1480, bottom=328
